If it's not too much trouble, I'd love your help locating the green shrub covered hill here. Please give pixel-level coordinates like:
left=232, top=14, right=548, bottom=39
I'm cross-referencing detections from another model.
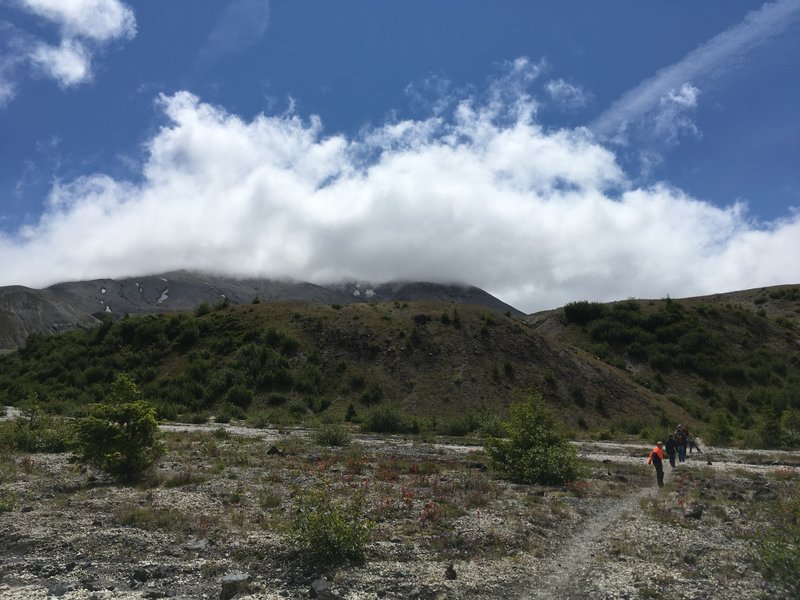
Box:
left=0, top=284, right=799, bottom=448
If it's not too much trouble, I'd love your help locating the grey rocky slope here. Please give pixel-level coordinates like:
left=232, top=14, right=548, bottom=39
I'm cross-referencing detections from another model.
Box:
left=0, top=271, right=523, bottom=353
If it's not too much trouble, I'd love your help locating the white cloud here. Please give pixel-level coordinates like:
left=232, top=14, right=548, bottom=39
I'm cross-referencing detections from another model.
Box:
left=591, top=0, right=800, bottom=141
left=17, top=0, right=136, bottom=41
left=0, top=76, right=16, bottom=107
left=0, top=0, right=135, bottom=101
left=1, top=81, right=799, bottom=313
left=29, top=38, right=91, bottom=86
left=545, top=78, right=591, bottom=110
left=196, top=0, right=270, bottom=69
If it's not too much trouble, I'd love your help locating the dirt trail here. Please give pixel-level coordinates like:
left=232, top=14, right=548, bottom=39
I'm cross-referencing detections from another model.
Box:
left=523, top=461, right=668, bottom=600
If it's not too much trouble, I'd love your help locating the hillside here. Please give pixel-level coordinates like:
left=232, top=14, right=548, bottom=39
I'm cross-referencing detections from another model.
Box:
left=0, top=271, right=523, bottom=354
left=0, top=299, right=686, bottom=435
left=527, top=285, right=800, bottom=446
left=1, top=285, right=799, bottom=446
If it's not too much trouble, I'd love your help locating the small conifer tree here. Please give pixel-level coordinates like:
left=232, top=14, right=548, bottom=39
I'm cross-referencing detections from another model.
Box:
left=72, top=374, right=163, bottom=483
left=485, top=392, right=578, bottom=485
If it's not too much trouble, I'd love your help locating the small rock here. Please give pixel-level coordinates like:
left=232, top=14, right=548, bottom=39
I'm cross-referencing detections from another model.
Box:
left=184, top=538, right=208, bottom=551
left=221, top=572, right=250, bottom=600
left=309, top=578, right=331, bottom=598
left=445, top=564, right=457, bottom=580
left=48, top=582, right=69, bottom=597
left=132, top=568, right=150, bottom=582
left=754, top=486, right=777, bottom=501
left=685, top=505, right=704, bottom=520
left=409, top=588, right=421, bottom=598
left=267, top=445, right=286, bottom=457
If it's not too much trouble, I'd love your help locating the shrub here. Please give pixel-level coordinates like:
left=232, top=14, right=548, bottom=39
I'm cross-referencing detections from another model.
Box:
left=361, top=404, right=410, bottom=434
left=71, top=374, right=163, bottom=483
left=291, top=485, right=372, bottom=565
left=0, top=416, right=71, bottom=453
left=756, top=489, right=800, bottom=596
left=485, top=393, right=579, bottom=485
left=314, top=424, right=351, bottom=447
left=563, top=301, right=605, bottom=326
left=706, top=410, right=734, bottom=446
left=225, top=384, right=254, bottom=408
left=438, top=414, right=481, bottom=437
left=0, top=393, right=71, bottom=453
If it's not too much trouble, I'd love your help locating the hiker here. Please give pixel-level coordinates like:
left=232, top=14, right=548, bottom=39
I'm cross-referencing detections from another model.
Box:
left=688, top=434, right=702, bottom=454
left=648, top=441, right=665, bottom=488
left=665, top=434, right=677, bottom=468
left=674, top=424, right=688, bottom=463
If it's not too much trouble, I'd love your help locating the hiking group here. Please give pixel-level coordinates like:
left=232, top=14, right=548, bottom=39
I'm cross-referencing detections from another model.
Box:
left=648, top=424, right=702, bottom=487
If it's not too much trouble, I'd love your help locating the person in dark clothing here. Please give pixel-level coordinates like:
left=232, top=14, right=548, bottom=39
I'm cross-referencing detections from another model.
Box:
left=648, top=441, right=665, bottom=488
left=665, top=434, right=677, bottom=468
left=675, top=424, right=688, bottom=462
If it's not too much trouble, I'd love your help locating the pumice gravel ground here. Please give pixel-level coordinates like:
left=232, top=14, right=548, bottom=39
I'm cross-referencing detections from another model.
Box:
left=0, top=417, right=798, bottom=599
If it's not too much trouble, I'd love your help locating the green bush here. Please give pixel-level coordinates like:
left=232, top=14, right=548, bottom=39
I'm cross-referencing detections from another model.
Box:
left=706, top=410, right=734, bottom=446
left=485, top=393, right=579, bottom=485
left=291, top=485, right=372, bottom=565
left=314, top=424, right=351, bottom=447
left=71, top=374, right=163, bottom=483
left=438, top=414, right=481, bottom=437
left=0, top=416, right=71, bottom=453
left=225, top=384, right=254, bottom=408
left=0, top=394, right=72, bottom=453
left=563, top=301, right=605, bottom=326
left=756, top=488, right=800, bottom=596
left=360, top=404, right=411, bottom=434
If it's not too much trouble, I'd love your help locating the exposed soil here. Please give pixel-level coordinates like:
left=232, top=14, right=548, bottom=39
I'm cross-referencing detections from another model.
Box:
left=0, top=418, right=798, bottom=599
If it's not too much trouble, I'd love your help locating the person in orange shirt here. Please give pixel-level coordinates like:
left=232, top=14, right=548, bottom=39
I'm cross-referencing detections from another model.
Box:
left=648, top=441, right=665, bottom=488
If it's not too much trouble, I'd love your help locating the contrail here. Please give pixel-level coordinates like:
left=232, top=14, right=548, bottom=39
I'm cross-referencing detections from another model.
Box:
left=591, top=0, right=800, bottom=139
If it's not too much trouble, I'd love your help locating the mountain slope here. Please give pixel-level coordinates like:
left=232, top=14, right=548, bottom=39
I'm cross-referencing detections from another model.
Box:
left=526, top=285, right=800, bottom=444
left=0, top=271, right=522, bottom=353
left=0, top=299, right=686, bottom=432
left=0, top=286, right=100, bottom=355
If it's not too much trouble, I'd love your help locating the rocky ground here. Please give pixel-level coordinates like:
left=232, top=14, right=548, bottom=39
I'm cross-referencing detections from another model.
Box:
left=0, top=417, right=798, bottom=600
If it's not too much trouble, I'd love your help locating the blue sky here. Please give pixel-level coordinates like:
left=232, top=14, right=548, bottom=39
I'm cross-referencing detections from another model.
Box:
left=0, top=0, right=799, bottom=312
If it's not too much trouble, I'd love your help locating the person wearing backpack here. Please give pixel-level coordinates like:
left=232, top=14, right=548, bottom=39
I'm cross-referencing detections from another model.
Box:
left=648, top=441, right=665, bottom=488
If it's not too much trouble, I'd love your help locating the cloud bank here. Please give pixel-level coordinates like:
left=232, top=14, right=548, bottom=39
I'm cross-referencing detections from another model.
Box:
left=0, top=0, right=135, bottom=104
left=1, top=58, right=799, bottom=313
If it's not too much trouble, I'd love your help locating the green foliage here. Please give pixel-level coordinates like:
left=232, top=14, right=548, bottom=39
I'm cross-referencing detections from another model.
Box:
left=485, top=393, right=579, bottom=485
left=782, top=408, right=800, bottom=447
left=0, top=392, right=71, bottom=453
left=706, top=410, right=734, bottom=446
left=563, top=301, right=606, bottom=326
left=314, top=424, right=351, bottom=447
left=361, top=404, right=415, bottom=434
left=358, top=382, right=384, bottom=406
left=224, top=384, right=253, bottom=408
left=291, top=485, right=372, bottom=565
left=438, top=413, right=481, bottom=437
left=756, top=487, right=800, bottom=596
left=71, top=374, right=163, bottom=482
left=0, top=415, right=71, bottom=453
